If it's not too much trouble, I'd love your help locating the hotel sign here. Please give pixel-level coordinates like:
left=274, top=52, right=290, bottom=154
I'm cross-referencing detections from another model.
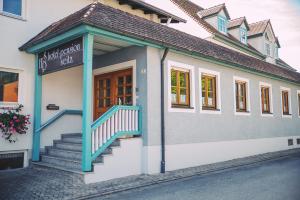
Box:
left=38, top=38, right=83, bottom=75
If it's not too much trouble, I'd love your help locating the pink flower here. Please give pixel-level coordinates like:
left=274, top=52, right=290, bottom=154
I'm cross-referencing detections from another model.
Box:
left=13, top=116, right=17, bottom=120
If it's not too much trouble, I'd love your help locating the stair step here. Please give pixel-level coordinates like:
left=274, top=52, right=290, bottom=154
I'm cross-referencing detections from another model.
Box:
left=48, top=148, right=82, bottom=160
left=48, top=147, right=112, bottom=160
left=41, top=155, right=82, bottom=171
left=54, top=142, right=82, bottom=151
left=61, top=133, right=82, bottom=138
left=62, top=137, right=82, bottom=144
left=32, top=162, right=84, bottom=175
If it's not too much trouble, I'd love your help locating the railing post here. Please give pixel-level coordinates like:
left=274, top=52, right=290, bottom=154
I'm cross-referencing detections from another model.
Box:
left=138, top=106, right=142, bottom=134
left=82, top=33, right=94, bottom=172
left=32, top=54, right=42, bottom=161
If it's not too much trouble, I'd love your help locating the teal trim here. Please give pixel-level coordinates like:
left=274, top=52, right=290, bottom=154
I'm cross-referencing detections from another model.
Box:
left=82, top=33, right=94, bottom=172
left=35, top=110, right=82, bottom=133
left=25, top=26, right=88, bottom=53
left=240, top=27, right=247, bottom=44
left=86, top=26, right=163, bottom=49
left=217, top=15, right=227, bottom=34
left=32, top=54, right=42, bottom=161
left=91, top=105, right=140, bottom=131
left=91, top=130, right=140, bottom=161
left=169, top=48, right=300, bottom=86
left=90, top=105, right=142, bottom=162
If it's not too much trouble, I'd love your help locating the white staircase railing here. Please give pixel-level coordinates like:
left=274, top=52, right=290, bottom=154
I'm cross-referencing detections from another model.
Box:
left=90, top=105, right=141, bottom=161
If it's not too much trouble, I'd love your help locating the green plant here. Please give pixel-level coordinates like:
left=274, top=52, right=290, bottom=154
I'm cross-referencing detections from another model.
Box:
left=0, top=105, right=30, bottom=143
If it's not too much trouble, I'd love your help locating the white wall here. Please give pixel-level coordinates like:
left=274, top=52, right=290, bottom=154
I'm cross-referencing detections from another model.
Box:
left=40, top=66, right=83, bottom=149
left=0, top=0, right=93, bottom=157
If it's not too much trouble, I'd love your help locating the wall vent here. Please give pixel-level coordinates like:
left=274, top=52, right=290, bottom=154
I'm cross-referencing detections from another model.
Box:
left=288, top=139, right=293, bottom=146
left=0, top=152, right=24, bottom=170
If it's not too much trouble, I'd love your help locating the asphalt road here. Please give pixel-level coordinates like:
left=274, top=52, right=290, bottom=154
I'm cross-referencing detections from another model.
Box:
left=94, top=154, right=300, bottom=200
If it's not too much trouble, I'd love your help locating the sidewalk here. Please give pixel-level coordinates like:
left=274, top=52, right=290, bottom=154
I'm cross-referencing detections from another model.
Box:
left=1, top=148, right=300, bottom=200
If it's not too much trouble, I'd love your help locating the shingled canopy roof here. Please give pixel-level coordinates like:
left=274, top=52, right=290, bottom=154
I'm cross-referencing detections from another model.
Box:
left=248, top=19, right=273, bottom=38
left=20, top=2, right=300, bottom=83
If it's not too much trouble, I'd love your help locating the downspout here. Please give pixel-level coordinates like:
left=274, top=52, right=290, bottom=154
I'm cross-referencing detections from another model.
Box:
left=160, top=47, right=169, bottom=173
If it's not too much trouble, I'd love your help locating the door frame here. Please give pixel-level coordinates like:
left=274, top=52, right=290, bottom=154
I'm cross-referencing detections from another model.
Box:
left=92, top=60, right=137, bottom=119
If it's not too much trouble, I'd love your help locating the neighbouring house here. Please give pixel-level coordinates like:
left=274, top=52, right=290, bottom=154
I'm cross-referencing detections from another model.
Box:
left=0, top=0, right=300, bottom=184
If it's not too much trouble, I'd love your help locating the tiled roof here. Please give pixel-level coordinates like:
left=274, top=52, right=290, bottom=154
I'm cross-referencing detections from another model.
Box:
left=171, top=0, right=264, bottom=57
left=20, top=2, right=300, bottom=83
left=197, top=3, right=230, bottom=19
left=118, top=0, right=186, bottom=23
left=248, top=19, right=269, bottom=37
left=228, top=17, right=249, bottom=30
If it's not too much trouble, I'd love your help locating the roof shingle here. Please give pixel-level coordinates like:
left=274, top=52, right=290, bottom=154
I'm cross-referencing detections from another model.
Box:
left=198, top=4, right=230, bottom=19
left=248, top=19, right=269, bottom=37
left=20, top=2, right=300, bottom=83
left=228, top=17, right=249, bottom=30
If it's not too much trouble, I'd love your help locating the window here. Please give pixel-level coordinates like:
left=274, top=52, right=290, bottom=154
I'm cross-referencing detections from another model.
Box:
left=0, top=71, right=19, bottom=103
left=274, top=47, right=278, bottom=58
left=199, top=69, right=221, bottom=114
left=282, top=90, right=290, bottom=115
left=1, top=0, right=22, bottom=16
left=218, top=16, right=227, bottom=34
left=171, top=69, right=190, bottom=107
left=260, top=82, right=273, bottom=116
left=261, top=87, right=270, bottom=113
left=235, top=81, right=247, bottom=112
left=280, top=87, right=292, bottom=118
left=288, top=139, right=293, bottom=146
left=202, top=74, right=216, bottom=109
left=240, top=28, right=247, bottom=44
left=168, top=61, right=195, bottom=113
left=265, top=43, right=270, bottom=56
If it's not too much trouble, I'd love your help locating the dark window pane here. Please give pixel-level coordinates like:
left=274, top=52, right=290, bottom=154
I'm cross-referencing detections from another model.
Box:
left=98, top=99, right=104, bottom=108
left=126, top=86, right=132, bottom=95
left=118, top=77, right=124, bottom=85
left=3, top=0, right=22, bottom=16
left=106, top=79, right=111, bottom=87
left=125, top=96, right=132, bottom=105
left=0, top=71, right=19, bottom=102
left=118, top=87, right=123, bottom=95
left=99, top=80, right=103, bottom=88
left=105, top=99, right=111, bottom=107
left=126, top=75, right=132, bottom=84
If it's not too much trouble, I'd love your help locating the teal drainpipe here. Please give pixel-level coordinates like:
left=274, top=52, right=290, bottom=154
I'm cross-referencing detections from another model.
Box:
left=32, top=54, right=42, bottom=161
left=82, top=33, right=94, bottom=172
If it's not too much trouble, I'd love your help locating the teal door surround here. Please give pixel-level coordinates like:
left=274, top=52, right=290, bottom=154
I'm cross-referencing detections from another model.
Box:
left=31, top=26, right=145, bottom=172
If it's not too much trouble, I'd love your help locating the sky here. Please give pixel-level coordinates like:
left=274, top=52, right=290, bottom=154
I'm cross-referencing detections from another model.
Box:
left=146, top=0, right=300, bottom=71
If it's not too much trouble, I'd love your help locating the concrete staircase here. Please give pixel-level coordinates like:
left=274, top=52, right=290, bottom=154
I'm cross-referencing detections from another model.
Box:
left=33, top=133, right=120, bottom=173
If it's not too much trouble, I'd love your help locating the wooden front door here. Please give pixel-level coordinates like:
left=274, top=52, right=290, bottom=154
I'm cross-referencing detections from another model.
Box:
left=94, top=68, right=133, bottom=120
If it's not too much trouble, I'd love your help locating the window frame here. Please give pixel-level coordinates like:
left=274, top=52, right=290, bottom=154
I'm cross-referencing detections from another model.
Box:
left=233, top=76, right=251, bottom=116
left=199, top=68, right=221, bottom=114
left=217, top=15, right=227, bottom=34
left=265, top=43, right=271, bottom=57
left=0, top=67, right=23, bottom=108
left=201, top=74, right=217, bottom=110
left=280, top=86, right=292, bottom=118
left=240, top=27, right=247, bottom=44
left=167, top=61, right=195, bottom=113
left=259, top=82, right=273, bottom=117
left=0, top=0, right=26, bottom=20
left=171, top=69, right=190, bottom=107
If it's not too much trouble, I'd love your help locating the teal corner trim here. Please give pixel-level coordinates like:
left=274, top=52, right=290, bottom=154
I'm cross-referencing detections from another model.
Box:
left=82, top=33, right=94, bottom=172
left=90, top=105, right=142, bottom=161
left=35, top=110, right=82, bottom=133
left=26, top=26, right=89, bottom=53
left=32, top=54, right=42, bottom=162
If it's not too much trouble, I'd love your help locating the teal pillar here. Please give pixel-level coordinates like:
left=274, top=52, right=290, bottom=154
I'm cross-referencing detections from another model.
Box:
left=32, top=54, right=42, bottom=161
left=82, top=33, right=94, bottom=172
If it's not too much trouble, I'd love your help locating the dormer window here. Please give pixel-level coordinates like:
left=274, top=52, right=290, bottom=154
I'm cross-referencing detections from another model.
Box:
left=240, top=28, right=247, bottom=44
left=218, top=16, right=227, bottom=34
left=274, top=47, right=278, bottom=58
left=265, top=43, right=271, bottom=56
